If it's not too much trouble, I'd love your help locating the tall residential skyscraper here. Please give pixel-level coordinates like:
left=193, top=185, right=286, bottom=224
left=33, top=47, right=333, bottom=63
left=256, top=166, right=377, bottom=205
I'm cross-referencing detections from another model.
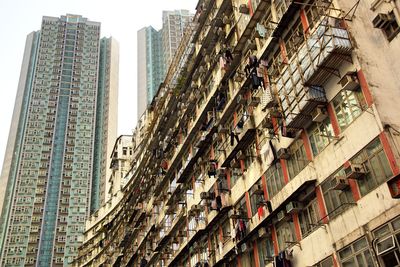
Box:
left=137, top=26, right=164, bottom=120
left=0, top=14, right=118, bottom=266
left=162, top=10, right=193, bottom=68
left=136, top=10, right=193, bottom=119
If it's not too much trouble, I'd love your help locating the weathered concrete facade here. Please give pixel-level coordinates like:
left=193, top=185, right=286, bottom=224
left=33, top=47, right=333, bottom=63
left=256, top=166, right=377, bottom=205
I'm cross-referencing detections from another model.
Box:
left=74, top=0, right=400, bottom=266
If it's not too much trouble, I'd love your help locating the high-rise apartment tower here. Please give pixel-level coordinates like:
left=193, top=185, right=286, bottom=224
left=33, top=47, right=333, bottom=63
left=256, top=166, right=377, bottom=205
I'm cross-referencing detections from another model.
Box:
left=136, top=10, right=193, bottom=119
left=0, top=14, right=118, bottom=266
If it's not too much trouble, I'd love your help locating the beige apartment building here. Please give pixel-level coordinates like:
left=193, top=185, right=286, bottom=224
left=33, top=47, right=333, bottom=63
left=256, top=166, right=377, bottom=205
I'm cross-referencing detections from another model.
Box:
left=73, top=0, right=400, bottom=266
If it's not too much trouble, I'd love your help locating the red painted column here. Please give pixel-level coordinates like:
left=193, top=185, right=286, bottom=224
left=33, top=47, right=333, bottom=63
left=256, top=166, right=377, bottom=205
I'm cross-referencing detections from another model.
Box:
left=357, top=69, right=374, bottom=107
left=245, top=192, right=252, bottom=219
left=271, top=225, right=279, bottom=255
left=380, top=132, right=400, bottom=175
left=280, top=159, right=290, bottom=183
left=279, top=39, right=288, bottom=64
left=292, top=213, right=302, bottom=241
left=261, top=174, right=269, bottom=200
left=226, top=169, right=231, bottom=189
left=299, top=8, right=310, bottom=34
left=327, top=104, right=340, bottom=136
left=301, top=130, right=313, bottom=161
left=316, top=186, right=329, bottom=224
left=253, top=240, right=260, bottom=267
left=248, top=0, right=254, bottom=16
left=344, top=161, right=361, bottom=201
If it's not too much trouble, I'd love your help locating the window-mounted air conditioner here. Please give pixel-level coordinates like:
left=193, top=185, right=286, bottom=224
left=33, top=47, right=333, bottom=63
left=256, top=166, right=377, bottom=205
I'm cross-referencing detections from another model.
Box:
left=376, top=235, right=396, bottom=255
left=372, top=13, right=394, bottom=29
left=237, top=95, right=247, bottom=105
left=218, top=124, right=230, bottom=134
left=230, top=158, right=241, bottom=169
left=277, top=148, right=290, bottom=159
left=248, top=96, right=261, bottom=107
left=331, top=176, right=349, bottom=191
left=345, top=163, right=367, bottom=179
left=239, top=4, right=250, bottom=14
left=200, top=191, right=215, bottom=200
left=277, top=210, right=286, bottom=221
left=311, top=106, right=328, bottom=123
left=236, top=150, right=245, bottom=160
left=339, top=73, right=359, bottom=91
left=286, top=201, right=303, bottom=214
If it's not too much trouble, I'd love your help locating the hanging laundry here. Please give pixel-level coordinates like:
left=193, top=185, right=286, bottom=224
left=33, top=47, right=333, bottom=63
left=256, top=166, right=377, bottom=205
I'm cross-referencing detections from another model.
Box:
left=257, top=206, right=264, bottom=220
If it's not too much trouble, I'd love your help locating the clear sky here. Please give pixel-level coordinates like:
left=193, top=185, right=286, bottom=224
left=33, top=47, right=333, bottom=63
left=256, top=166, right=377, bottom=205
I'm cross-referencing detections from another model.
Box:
left=0, top=0, right=198, bottom=172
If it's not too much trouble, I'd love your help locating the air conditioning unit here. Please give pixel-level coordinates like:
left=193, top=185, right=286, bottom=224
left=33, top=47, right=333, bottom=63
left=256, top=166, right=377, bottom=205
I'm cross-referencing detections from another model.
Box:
left=191, top=204, right=201, bottom=212
left=230, top=158, right=241, bottom=168
left=234, top=73, right=244, bottom=83
left=261, top=118, right=274, bottom=129
left=248, top=96, right=261, bottom=107
left=277, top=210, right=286, bottom=221
left=286, top=201, right=303, bottom=214
left=332, top=176, right=349, bottom=190
left=372, top=13, right=394, bottom=29
left=258, top=227, right=268, bottom=238
left=200, top=192, right=215, bottom=200
left=223, top=15, right=231, bottom=25
left=345, top=163, right=367, bottom=179
left=239, top=4, right=250, bottom=14
left=311, top=106, right=328, bottom=123
left=218, top=125, right=230, bottom=134
left=237, top=95, right=246, bottom=105
left=246, top=39, right=257, bottom=51
left=339, top=73, right=359, bottom=91
left=277, top=148, right=290, bottom=159
left=236, top=150, right=245, bottom=160
left=376, top=235, right=396, bottom=255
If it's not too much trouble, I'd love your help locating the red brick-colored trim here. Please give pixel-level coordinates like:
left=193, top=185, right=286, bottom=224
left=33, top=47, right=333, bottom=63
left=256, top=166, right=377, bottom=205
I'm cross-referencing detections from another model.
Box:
left=279, top=39, right=288, bottom=64
left=299, top=8, right=310, bottom=34
left=271, top=225, right=279, bottom=255
left=226, top=169, right=231, bottom=189
left=253, top=240, right=260, bottom=267
left=280, top=159, right=290, bottom=184
left=248, top=0, right=254, bottom=16
left=327, top=103, right=340, bottom=136
left=301, top=130, right=313, bottom=161
left=237, top=255, right=242, bottom=267
left=245, top=192, right=252, bottom=219
left=261, top=174, right=269, bottom=200
left=234, top=111, right=238, bottom=126
left=272, top=117, right=279, bottom=135
left=219, top=226, right=223, bottom=242
left=344, top=161, right=361, bottom=201
left=292, top=213, right=302, bottom=241
left=357, top=69, right=373, bottom=107
left=333, top=254, right=340, bottom=267
left=380, top=132, right=400, bottom=175
left=316, top=186, right=329, bottom=224
left=210, top=145, right=215, bottom=160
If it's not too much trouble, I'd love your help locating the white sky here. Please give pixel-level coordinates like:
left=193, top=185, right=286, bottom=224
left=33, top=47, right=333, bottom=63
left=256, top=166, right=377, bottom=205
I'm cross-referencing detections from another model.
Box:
left=0, top=0, right=198, bottom=171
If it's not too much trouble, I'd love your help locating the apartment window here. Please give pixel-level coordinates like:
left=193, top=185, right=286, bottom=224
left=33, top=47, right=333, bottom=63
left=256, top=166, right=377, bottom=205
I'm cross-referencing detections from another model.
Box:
left=338, top=237, right=374, bottom=266
left=321, top=168, right=354, bottom=218
left=276, top=221, right=296, bottom=251
left=351, top=138, right=392, bottom=196
left=122, top=147, right=127, bottom=155
left=287, top=139, right=309, bottom=179
left=380, top=12, right=400, bottom=41
left=298, top=196, right=321, bottom=237
left=312, top=256, right=334, bottom=267
left=249, top=179, right=264, bottom=217
left=257, top=234, right=274, bottom=265
left=235, top=196, right=248, bottom=219
left=372, top=216, right=400, bottom=266
left=308, top=118, right=334, bottom=156
left=230, top=168, right=242, bottom=188
left=265, top=162, right=285, bottom=198
left=332, top=89, right=366, bottom=131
